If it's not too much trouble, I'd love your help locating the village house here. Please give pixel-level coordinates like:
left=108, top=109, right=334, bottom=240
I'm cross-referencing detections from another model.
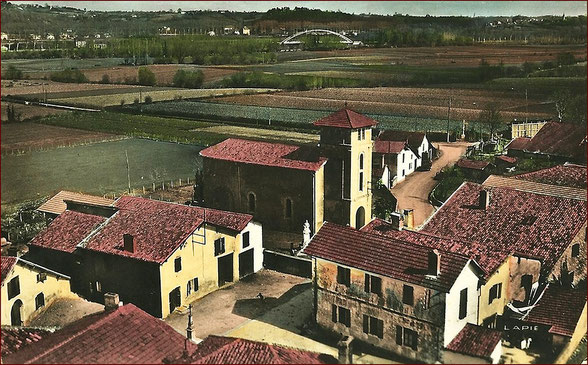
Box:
left=372, top=140, right=418, bottom=187
left=494, top=155, right=517, bottom=170
left=506, top=121, right=587, bottom=164
left=200, top=108, right=376, bottom=242
left=443, top=323, right=503, bottom=364
left=511, top=120, right=549, bottom=138
left=511, top=162, right=587, bottom=189
left=26, top=196, right=261, bottom=318
left=2, top=301, right=194, bottom=364
left=377, top=130, right=433, bottom=168
left=456, top=159, right=492, bottom=181
left=1, top=256, right=73, bottom=326
left=303, top=222, right=485, bottom=363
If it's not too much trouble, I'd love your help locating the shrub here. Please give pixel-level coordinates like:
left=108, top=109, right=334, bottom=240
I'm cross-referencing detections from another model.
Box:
left=134, top=98, right=140, bottom=105
left=101, top=74, right=111, bottom=84
left=4, top=65, right=23, bottom=80
left=173, top=69, right=204, bottom=88
left=49, top=68, right=89, bottom=83
left=138, top=67, right=156, bottom=86
left=144, top=95, right=153, bottom=104
left=120, top=99, right=125, bottom=106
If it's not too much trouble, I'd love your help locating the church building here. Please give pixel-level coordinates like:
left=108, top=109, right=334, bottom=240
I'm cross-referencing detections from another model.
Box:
left=200, top=109, right=376, bottom=239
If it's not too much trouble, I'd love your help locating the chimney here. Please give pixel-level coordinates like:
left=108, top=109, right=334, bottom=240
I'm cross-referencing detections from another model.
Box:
left=104, top=292, right=120, bottom=310
left=427, top=249, right=441, bottom=276
left=479, top=189, right=491, bottom=209
left=403, top=209, right=414, bottom=230
left=337, top=335, right=353, bottom=364
left=123, top=234, right=135, bottom=253
left=390, top=212, right=403, bottom=231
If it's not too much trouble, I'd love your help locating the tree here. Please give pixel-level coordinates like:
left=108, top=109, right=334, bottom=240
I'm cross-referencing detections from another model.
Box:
left=137, top=67, right=156, bottom=86
left=172, top=69, right=204, bottom=88
left=101, top=74, right=110, bottom=84
left=477, top=103, right=503, bottom=138
left=372, top=182, right=397, bottom=220
left=553, top=89, right=588, bottom=124
left=554, top=90, right=571, bottom=122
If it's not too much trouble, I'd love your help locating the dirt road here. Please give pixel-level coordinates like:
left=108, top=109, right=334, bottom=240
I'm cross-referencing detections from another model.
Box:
left=391, top=142, right=470, bottom=228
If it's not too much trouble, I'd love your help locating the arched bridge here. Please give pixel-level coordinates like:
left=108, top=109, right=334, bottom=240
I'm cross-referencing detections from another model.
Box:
left=280, top=29, right=354, bottom=45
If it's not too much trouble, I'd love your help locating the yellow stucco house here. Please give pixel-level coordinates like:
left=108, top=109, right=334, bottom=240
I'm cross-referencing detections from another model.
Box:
left=1, top=256, right=72, bottom=326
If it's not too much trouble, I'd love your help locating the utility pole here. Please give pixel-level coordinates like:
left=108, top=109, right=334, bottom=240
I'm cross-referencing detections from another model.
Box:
left=525, top=88, right=528, bottom=123
left=446, top=97, right=452, bottom=143
left=125, top=150, right=131, bottom=193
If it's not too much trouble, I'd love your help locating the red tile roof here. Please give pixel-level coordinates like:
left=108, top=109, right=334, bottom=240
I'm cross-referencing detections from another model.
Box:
left=200, top=138, right=327, bottom=171
left=174, top=335, right=337, bottom=364
left=496, top=155, right=517, bottom=164
left=374, top=140, right=407, bottom=154
left=378, top=130, right=426, bottom=150
left=525, top=286, right=587, bottom=337
left=422, top=182, right=587, bottom=276
left=456, top=159, right=490, bottom=170
left=37, top=190, right=115, bottom=215
left=29, top=211, right=106, bottom=253
left=1, top=256, right=17, bottom=284
left=312, top=108, right=378, bottom=129
left=3, top=304, right=195, bottom=364
left=445, top=324, right=502, bottom=359
left=303, top=222, right=474, bottom=292
left=513, top=164, right=587, bottom=189
left=506, top=137, right=531, bottom=151
left=1, top=327, right=53, bottom=357
left=483, top=175, right=586, bottom=201
left=508, top=122, right=587, bottom=159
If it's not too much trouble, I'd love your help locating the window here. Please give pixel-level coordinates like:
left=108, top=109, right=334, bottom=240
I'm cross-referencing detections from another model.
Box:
left=409, top=163, right=412, bottom=170
left=7, top=276, right=20, bottom=300
left=96, top=281, right=102, bottom=293
left=572, top=243, right=580, bottom=258
left=358, top=129, right=362, bottom=141
left=337, top=266, right=351, bottom=287
left=403, top=328, right=418, bottom=350
left=364, top=274, right=382, bottom=296
left=363, top=315, right=384, bottom=339
left=359, top=172, right=364, bottom=192
left=402, top=153, right=405, bottom=163
left=174, top=257, right=182, bottom=272
left=214, top=237, right=226, bottom=256
left=488, top=283, right=502, bottom=304
left=242, top=232, right=250, bottom=248
left=193, top=277, right=199, bottom=292
left=187, top=280, right=192, bottom=296
left=332, top=304, right=338, bottom=323
left=285, top=199, right=292, bottom=219
left=396, top=326, right=418, bottom=350
left=459, top=288, right=468, bottom=319
left=36, top=272, right=47, bottom=283
left=402, top=169, right=405, bottom=177
left=402, top=285, right=414, bottom=306
left=338, top=306, right=351, bottom=327
left=359, top=154, right=364, bottom=170
left=35, top=293, right=45, bottom=310
left=248, top=193, right=256, bottom=212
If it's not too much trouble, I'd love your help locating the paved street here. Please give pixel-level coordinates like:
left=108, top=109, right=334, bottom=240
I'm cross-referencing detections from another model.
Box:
left=391, top=142, right=471, bottom=228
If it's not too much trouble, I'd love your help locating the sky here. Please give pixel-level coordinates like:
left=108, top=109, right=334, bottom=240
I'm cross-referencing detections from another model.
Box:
left=12, top=1, right=588, bottom=17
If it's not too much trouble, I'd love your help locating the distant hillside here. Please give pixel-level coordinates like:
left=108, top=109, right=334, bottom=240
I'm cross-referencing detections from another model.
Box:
left=1, top=2, right=586, bottom=45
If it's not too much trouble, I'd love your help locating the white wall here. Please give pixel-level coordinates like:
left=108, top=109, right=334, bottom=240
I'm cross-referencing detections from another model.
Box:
left=444, top=261, right=480, bottom=346
left=395, top=148, right=418, bottom=184
left=243, top=221, right=263, bottom=273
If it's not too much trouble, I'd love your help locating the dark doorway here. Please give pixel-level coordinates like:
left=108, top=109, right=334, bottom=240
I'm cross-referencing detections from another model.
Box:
left=218, top=253, right=234, bottom=286
left=11, top=300, right=23, bottom=326
left=169, top=287, right=181, bottom=314
left=521, top=274, right=533, bottom=303
left=239, top=249, right=254, bottom=278
left=355, top=206, right=365, bottom=229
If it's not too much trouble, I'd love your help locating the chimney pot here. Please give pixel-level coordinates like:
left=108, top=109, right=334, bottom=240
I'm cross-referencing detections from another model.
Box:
left=123, top=234, right=135, bottom=253
left=427, top=249, right=441, bottom=276
left=479, top=189, right=490, bottom=209
left=104, top=292, right=119, bottom=310
left=403, top=209, right=414, bottom=230
left=337, top=335, right=353, bottom=364
left=390, top=212, right=403, bottom=231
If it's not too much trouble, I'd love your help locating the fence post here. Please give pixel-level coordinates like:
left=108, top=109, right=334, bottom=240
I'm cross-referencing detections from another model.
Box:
left=179, top=178, right=182, bottom=186
left=152, top=182, right=156, bottom=191
left=162, top=182, right=165, bottom=190
left=171, top=180, right=174, bottom=188
left=143, top=186, right=146, bottom=194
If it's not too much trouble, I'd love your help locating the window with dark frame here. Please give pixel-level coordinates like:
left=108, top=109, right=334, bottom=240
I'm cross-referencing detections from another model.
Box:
left=402, top=285, right=414, bottom=306
left=572, top=243, right=580, bottom=257
left=242, top=232, right=250, bottom=248
left=337, top=266, right=351, bottom=287
left=174, top=257, right=182, bottom=272
left=187, top=280, right=192, bottom=295
left=36, top=272, right=47, bottom=283
left=35, top=293, right=45, bottom=310
left=193, top=277, right=199, bottom=292
left=285, top=199, right=293, bottom=218
left=338, top=307, right=351, bottom=327
left=488, top=283, right=502, bottom=304
left=359, top=172, right=364, bottom=191
left=459, top=288, right=468, bottom=319
left=396, top=326, right=418, bottom=350
left=364, top=274, right=382, bottom=296
left=214, top=237, right=226, bottom=256
left=363, top=315, right=384, bottom=339
left=7, top=276, right=20, bottom=300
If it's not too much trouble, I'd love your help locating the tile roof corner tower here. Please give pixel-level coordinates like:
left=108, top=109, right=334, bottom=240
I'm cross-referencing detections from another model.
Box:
left=314, top=108, right=378, bottom=229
